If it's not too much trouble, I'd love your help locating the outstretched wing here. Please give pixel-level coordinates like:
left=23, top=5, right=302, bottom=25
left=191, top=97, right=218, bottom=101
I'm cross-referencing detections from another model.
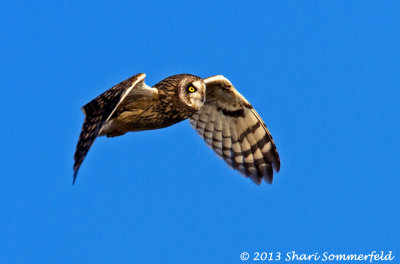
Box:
left=189, top=75, right=280, bottom=184
left=73, top=73, right=147, bottom=183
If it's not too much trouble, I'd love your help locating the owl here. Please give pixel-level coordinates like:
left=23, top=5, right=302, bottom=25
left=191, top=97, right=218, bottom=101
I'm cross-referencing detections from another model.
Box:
left=73, top=73, right=280, bottom=185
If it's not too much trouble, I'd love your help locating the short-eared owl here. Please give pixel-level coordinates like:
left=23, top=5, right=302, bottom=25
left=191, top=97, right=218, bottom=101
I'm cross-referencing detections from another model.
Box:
left=73, top=73, right=280, bottom=185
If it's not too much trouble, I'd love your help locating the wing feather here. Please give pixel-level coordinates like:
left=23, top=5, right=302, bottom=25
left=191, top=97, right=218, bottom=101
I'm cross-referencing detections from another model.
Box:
left=238, top=116, right=264, bottom=184
left=211, top=111, right=223, bottom=157
left=228, top=118, right=242, bottom=171
left=189, top=75, right=280, bottom=184
left=235, top=119, right=257, bottom=181
left=73, top=73, right=148, bottom=183
left=204, top=108, right=216, bottom=147
left=221, top=115, right=234, bottom=167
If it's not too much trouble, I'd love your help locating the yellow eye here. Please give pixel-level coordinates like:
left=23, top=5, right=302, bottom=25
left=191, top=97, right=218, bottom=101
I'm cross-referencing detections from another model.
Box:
left=187, top=86, right=197, bottom=93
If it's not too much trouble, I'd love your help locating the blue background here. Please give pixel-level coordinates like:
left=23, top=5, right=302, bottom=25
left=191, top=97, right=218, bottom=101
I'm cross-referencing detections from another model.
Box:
left=1, top=1, right=399, bottom=263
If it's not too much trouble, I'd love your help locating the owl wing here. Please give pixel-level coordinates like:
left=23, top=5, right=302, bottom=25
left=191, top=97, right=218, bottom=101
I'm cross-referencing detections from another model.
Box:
left=189, top=75, right=280, bottom=184
left=73, top=73, right=149, bottom=183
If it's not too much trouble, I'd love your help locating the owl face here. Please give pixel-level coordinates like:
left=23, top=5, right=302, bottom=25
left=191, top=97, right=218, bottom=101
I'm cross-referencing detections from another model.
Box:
left=177, top=76, right=206, bottom=111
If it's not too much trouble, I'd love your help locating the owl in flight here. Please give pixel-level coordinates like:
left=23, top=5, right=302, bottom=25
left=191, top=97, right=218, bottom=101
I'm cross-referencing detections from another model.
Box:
left=73, top=73, right=280, bottom=185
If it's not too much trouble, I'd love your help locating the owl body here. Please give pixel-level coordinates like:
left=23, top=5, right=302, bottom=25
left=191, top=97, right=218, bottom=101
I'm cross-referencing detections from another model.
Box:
left=73, top=73, right=280, bottom=185
left=100, top=74, right=204, bottom=136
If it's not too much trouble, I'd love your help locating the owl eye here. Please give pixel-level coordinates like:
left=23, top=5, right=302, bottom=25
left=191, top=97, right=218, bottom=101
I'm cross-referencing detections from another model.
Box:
left=187, top=85, right=197, bottom=93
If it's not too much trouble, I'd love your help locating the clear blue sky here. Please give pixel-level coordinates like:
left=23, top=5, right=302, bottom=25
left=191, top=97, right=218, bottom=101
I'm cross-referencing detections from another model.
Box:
left=1, top=1, right=399, bottom=263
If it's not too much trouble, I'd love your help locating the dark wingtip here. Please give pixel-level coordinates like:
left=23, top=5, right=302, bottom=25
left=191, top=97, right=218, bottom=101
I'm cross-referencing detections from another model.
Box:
left=263, top=164, right=274, bottom=184
left=72, top=170, right=78, bottom=185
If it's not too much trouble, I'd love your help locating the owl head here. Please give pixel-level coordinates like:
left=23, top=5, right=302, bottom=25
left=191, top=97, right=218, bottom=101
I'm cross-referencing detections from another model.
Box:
left=177, top=75, right=206, bottom=111
left=156, top=74, right=206, bottom=111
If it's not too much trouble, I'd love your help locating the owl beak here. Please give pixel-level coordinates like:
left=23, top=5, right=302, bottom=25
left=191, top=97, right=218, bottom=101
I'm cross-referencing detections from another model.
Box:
left=201, top=93, right=205, bottom=103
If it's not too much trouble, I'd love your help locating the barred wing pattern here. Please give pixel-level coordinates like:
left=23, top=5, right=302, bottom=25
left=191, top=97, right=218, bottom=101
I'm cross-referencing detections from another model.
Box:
left=73, top=73, right=146, bottom=183
left=189, top=75, right=280, bottom=184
